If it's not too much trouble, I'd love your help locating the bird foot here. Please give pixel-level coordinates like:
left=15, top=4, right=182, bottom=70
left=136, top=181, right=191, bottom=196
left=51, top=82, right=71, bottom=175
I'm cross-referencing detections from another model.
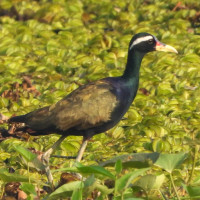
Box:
left=41, top=150, right=54, bottom=190
left=41, top=151, right=51, bottom=165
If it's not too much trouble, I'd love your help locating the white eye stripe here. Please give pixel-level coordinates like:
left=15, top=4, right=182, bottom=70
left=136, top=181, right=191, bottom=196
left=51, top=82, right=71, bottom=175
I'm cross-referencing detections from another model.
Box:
left=130, top=35, right=154, bottom=50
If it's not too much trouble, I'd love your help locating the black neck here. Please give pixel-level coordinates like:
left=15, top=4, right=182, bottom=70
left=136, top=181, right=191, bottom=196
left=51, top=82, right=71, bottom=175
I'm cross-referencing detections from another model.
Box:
left=122, top=50, right=145, bottom=81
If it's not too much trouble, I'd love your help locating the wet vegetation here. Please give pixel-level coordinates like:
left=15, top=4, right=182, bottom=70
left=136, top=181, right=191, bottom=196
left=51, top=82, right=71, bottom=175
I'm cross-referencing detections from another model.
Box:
left=0, top=0, right=200, bottom=199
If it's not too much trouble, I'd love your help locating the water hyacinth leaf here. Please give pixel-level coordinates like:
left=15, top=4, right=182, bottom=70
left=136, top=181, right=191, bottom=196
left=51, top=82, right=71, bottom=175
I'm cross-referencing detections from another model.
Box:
left=115, top=168, right=149, bottom=193
left=154, top=153, right=188, bottom=173
left=157, top=83, right=174, bottom=95
left=181, top=54, right=200, bottom=63
left=152, top=139, right=171, bottom=152
left=0, top=152, right=11, bottom=161
left=133, top=174, right=165, bottom=191
left=13, top=145, right=37, bottom=162
left=110, top=126, right=125, bottom=139
left=76, top=163, right=115, bottom=179
left=128, top=109, right=143, bottom=121
left=100, top=152, right=160, bottom=168
left=48, top=181, right=84, bottom=200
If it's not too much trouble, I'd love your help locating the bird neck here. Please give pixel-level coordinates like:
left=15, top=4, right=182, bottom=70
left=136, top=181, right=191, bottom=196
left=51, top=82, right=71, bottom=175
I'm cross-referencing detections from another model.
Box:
left=122, top=50, right=145, bottom=83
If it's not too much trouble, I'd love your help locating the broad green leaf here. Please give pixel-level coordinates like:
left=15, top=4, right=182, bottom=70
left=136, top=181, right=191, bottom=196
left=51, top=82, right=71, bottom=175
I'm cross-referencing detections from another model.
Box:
left=0, top=152, right=11, bottom=161
left=109, top=126, right=124, bottom=139
left=183, top=184, right=200, bottom=197
left=84, top=174, right=96, bottom=188
left=115, top=159, right=122, bottom=175
left=154, top=153, right=188, bottom=173
left=181, top=54, right=200, bottom=63
left=52, top=167, right=78, bottom=173
left=48, top=181, right=84, bottom=200
left=71, top=189, right=82, bottom=200
left=14, top=145, right=37, bottom=162
left=83, top=175, right=96, bottom=196
left=0, top=168, right=33, bottom=182
left=100, top=153, right=159, bottom=169
left=20, top=183, right=37, bottom=195
left=157, top=82, right=174, bottom=96
left=94, top=182, right=114, bottom=195
left=76, top=163, right=115, bottom=180
left=133, top=174, right=165, bottom=191
left=115, top=168, right=149, bottom=193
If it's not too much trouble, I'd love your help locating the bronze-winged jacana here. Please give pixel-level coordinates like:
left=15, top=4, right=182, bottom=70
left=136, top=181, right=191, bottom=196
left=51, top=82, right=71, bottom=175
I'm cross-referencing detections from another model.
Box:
left=9, top=32, right=178, bottom=185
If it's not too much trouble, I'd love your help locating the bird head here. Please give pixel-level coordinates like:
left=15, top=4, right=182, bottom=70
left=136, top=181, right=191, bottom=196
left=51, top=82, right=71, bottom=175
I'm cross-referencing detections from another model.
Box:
left=129, top=32, right=178, bottom=54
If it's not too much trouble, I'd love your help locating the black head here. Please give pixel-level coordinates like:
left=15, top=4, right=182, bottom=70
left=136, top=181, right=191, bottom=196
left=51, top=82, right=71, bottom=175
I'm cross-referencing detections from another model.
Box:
left=129, top=32, right=178, bottom=54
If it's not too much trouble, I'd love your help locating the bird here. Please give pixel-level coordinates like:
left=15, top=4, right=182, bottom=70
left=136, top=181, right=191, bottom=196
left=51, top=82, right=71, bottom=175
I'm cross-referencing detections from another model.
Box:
left=8, top=32, right=178, bottom=185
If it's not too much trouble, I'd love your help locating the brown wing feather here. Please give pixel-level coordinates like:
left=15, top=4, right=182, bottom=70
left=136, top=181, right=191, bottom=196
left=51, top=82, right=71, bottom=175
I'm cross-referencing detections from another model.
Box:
left=53, top=80, right=118, bottom=131
left=25, top=80, right=118, bottom=132
left=25, top=106, right=54, bottom=130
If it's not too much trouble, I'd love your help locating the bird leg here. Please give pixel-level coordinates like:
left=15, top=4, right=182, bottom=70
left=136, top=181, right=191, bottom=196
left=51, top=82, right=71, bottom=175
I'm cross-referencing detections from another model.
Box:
left=69, top=137, right=89, bottom=180
left=75, top=137, right=89, bottom=162
left=41, top=135, right=67, bottom=189
left=42, top=135, right=88, bottom=187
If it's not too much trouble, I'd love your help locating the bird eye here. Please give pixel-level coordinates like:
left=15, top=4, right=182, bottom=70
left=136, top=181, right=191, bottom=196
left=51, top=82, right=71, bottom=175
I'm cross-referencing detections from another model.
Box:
left=148, top=39, right=154, bottom=44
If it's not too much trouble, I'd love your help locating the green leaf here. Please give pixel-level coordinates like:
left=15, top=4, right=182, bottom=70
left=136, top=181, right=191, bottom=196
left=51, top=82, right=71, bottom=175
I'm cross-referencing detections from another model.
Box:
left=20, top=183, right=37, bottom=195
left=100, top=153, right=159, bottom=169
left=133, top=174, right=165, bottom=191
left=82, top=174, right=96, bottom=196
left=183, top=184, right=200, bottom=197
left=157, top=82, right=174, bottom=96
left=123, top=198, right=144, bottom=200
left=94, top=182, right=114, bottom=195
left=0, top=168, right=33, bottom=183
left=84, top=174, right=96, bottom=188
left=154, top=153, right=188, bottom=173
left=14, top=145, right=37, bottom=162
left=115, top=159, right=122, bottom=175
left=71, top=189, right=82, bottom=200
left=109, top=126, right=125, bottom=139
left=48, top=181, right=84, bottom=200
left=115, top=168, right=149, bottom=193
left=0, top=152, right=11, bottom=161
left=76, top=163, right=115, bottom=180
left=181, top=54, right=200, bottom=63
left=52, top=167, right=78, bottom=173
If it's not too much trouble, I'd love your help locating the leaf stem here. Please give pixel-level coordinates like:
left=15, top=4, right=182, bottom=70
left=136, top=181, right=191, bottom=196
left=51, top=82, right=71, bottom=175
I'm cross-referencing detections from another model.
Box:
left=0, top=184, right=4, bottom=200
left=188, top=145, right=199, bottom=184
left=121, top=192, right=124, bottom=200
left=28, top=162, right=30, bottom=183
left=159, top=189, right=168, bottom=200
left=169, top=173, right=180, bottom=200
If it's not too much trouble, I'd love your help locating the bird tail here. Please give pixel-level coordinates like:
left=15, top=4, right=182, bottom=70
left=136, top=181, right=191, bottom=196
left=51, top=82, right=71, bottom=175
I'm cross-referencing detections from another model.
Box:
left=8, top=115, right=26, bottom=123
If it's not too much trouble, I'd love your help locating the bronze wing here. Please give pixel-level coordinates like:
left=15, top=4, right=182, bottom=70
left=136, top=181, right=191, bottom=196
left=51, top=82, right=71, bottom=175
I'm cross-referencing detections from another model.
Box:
left=24, top=80, right=119, bottom=132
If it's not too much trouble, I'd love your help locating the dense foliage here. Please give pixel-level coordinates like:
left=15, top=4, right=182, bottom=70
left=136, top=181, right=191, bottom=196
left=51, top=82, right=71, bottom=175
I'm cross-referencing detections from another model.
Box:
left=0, top=0, right=200, bottom=199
